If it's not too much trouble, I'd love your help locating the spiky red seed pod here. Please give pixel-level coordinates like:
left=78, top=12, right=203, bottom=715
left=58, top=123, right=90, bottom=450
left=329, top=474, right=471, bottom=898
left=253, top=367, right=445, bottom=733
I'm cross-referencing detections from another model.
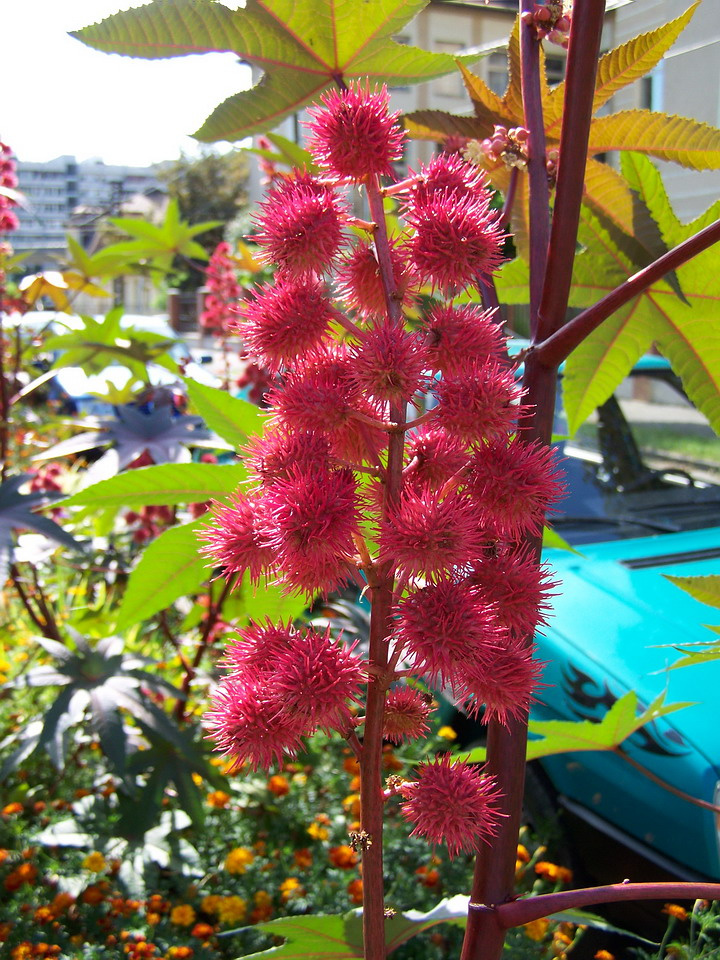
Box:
left=307, top=81, right=406, bottom=182
left=379, top=489, right=486, bottom=580
left=335, top=242, right=414, bottom=319
left=423, top=303, right=507, bottom=375
left=399, top=755, right=504, bottom=857
left=204, top=677, right=310, bottom=771
left=460, top=639, right=543, bottom=726
left=404, top=190, right=506, bottom=292
left=408, top=152, right=489, bottom=208
left=469, top=547, right=558, bottom=639
left=199, top=492, right=275, bottom=585
left=435, top=360, right=522, bottom=442
left=253, top=172, right=346, bottom=276
left=271, top=626, right=365, bottom=733
left=468, top=438, right=565, bottom=539
left=262, top=466, right=359, bottom=594
left=350, top=324, right=428, bottom=404
left=238, top=277, right=336, bottom=371
left=222, top=620, right=297, bottom=676
left=403, top=426, right=469, bottom=492
left=267, top=347, right=361, bottom=434
left=383, top=687, right=432, bottom=744
left=246, top=429, right=333, bottom=486
left=395, top=577, right=505, bottom=686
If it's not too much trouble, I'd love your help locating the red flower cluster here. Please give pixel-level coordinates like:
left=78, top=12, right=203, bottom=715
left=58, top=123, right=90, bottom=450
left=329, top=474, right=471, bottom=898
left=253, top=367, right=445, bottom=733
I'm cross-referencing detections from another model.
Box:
left=203, top=82, right=564, bottom=854
left=0, top=143, right=19, bottom=233
left=199, top=242, right=242, bottom=334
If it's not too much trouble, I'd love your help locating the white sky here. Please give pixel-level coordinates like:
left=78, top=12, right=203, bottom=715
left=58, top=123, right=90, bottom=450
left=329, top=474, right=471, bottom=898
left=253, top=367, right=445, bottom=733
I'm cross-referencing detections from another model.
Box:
left=4, top=0, right=252, bottom=167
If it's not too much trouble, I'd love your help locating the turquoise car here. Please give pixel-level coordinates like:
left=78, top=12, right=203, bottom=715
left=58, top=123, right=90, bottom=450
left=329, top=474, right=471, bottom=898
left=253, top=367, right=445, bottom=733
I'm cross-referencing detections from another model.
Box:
left=532, top=356, right=720, bottom=881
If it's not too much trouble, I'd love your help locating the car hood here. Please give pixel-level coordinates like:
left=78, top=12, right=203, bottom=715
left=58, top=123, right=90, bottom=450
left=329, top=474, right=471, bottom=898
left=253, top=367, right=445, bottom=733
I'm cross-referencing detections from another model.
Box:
left=545, top=525, right=720, bottom=768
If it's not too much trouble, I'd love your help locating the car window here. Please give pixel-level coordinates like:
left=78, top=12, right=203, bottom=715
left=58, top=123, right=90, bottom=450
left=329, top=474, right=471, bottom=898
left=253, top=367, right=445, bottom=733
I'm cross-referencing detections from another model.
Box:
left=553, top=370, right=720, bottom=545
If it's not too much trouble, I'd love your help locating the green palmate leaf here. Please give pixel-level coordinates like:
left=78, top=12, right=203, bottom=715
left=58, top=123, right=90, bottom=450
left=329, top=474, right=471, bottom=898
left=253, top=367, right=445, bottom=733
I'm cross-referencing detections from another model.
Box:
left=115, top=518, right=209, bottom=630
left=562, top=162, right=720, bottom=435
left=543, top=3, right=700, bottom=129
left=183, top=378, right=265, bottom=448
left=72, top=0, right=471, bottom=143
left=588, top=111, right=720, bottom=171
left=664, top=574, right=720, bottom=609
left=465, top=691, right=693, bottom=763
left=61, top=462, right=247, bottom=510
left=227, top=913, right=363, bottom=958
left=542, top=525, right=581, bottom=555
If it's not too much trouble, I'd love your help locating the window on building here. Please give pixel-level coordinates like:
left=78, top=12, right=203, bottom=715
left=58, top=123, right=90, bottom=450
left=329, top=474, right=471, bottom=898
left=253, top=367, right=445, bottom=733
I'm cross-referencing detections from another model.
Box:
left=640, top=62, right=663, bottom=111
left=435, top=41, right=465, bottom=98
left=545, top=54, right=566, bottom=86
left=486, top=51, right=508, bottom=96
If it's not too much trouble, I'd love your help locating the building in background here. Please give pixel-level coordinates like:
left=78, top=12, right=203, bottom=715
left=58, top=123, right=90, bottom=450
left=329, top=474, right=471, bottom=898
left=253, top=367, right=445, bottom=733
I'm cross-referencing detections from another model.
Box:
left=13, top=156, right=164, bottom=271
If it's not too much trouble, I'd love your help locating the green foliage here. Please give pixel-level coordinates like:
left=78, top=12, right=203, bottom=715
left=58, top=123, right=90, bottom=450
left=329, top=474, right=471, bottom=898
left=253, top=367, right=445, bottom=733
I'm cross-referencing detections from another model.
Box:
left=71, top=0, right=475, bottom=142
left=660, top=575, right=720, bottom=670
left=61, top=462, right=248, bottom=510
left=464, top=691, right=693, bottom=764
left=183, top=378, right=266, bottom=448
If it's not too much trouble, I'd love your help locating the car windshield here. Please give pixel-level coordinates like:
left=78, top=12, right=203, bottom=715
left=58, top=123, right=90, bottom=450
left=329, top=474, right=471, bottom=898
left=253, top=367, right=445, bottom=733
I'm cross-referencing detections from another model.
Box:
left=553, top=369, right=720, bottom=545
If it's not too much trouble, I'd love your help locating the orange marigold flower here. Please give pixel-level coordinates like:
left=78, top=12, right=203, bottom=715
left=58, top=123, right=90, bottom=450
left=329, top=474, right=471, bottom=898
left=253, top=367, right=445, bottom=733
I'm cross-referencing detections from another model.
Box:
left=0, top=921, right=13, bottom=941
left=206, top=790, right=231, bottom=809
left=33, top=907, right=55, bottom=925
left=341, top=795, right=361, bottom=819
left=523, top=918, right=549, bottom=941
left=191, top=923, right=215, bottom=939
left=224, top=846, right=255, bottom=874
left=50, top=892, right=74, bottom=916
left=2, top=802, right=23, bottom=816
left=146, top=912, right=161, bottom=925
left=146, top=894, right=170, bottom=914
left=343, top=756, right=360, bottom=775
left=294, top=848, right=313, bottom=869
left=415, top=866, right=440, bottom=887
left=662, top=904, right=689, bottom=921
left=535, top=861, right=573, bottom=884
left=0, top=849, right=8, bottom=864
left=516, top=844, right=530, bottom=863
left=166, top=948, right=194, bottom=959
left=347, top=878, right=363, bottom=904
left=594, top=951, right=615, bottom=960
left=4, top=863, right=37, bottom=891
left=170, top=904, right=196, bottom=926
left=315, top=813, right=331, bottom=825
left=81, top=883, right=109, bottom=905
left=349, top=775, right=361, bottom=791
left=382, top=749, right=403, bottom=771
left=267, top=775, right=290, bottom=797
left=329, top=845, right=358, bottom=869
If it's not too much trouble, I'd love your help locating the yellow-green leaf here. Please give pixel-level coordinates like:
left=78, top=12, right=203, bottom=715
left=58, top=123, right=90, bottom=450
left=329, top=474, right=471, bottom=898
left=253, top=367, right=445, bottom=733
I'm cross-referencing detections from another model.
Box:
left=589, top=111, right=720, bottom=171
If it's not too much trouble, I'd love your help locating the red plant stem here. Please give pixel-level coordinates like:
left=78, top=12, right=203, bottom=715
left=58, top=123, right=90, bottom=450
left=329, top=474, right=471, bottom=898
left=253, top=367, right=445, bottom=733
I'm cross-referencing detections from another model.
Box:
left=500, top=166, right=519, bottom=229
left=359, top=175, right=408, bottom=960
left=533, top=217, right=720, bottom=367
left=0, top=310, right=9, bottom=483
left=519, top=0, right=550, bottom=333
left=486, top=882, right=720, bottom=929
left=535, top=0, right=606, bottom=344
left=462, top=7, right=606, bottom=960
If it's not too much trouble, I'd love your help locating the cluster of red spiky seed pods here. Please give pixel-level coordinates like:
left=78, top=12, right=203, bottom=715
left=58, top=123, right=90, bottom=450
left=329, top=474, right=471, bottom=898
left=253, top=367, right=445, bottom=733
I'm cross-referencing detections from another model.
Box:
left=201, top=82, right=563, bottom=857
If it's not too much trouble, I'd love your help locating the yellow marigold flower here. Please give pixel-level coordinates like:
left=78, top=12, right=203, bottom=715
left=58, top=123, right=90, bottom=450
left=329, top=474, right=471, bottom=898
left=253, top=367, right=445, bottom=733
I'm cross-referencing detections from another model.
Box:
left=341, top=794, right=361, bottom=819
left=200, top=894, right=222, bottom=916
left=279, top=877, right=304, bottom=903
left=216, top=895, right=247, bottom=925
left=292, top=773, right=308, bottom=786
left=307, top=822, right=329, bottom=841
left=437, top=726, right=458, bottom=741
left=82, top=852, right=107, bottom=873
left=535, top=860, right=573, bottom=884
left=516, top=844, right=530, bottom=863
left=523, top=918, right=549, bottom=941
left=170, top=904, right=196, bottom=926
left=662, top=904, right=689, bottom=921
left=267, top=775, right=290, bottom=797
left=594, top=951, right=615, bottom=960
left=2, top=802, right=23, bottom=816
left=224, top=846, right=255, bottom=874
left=191, top=773, right=204, bottom=787
left=206, top=790, right=231, bottom=809
left=146, top=912, right=161, bottom=925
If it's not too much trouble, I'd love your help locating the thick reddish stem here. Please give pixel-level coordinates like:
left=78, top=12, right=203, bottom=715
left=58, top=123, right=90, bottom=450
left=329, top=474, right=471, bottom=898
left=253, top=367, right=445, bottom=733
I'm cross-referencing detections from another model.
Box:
left=491, top=882, right=720, bottom=928
left=535, top=1, right=606, bottom=344
left=520, top=0, right=550, bottom=332
left=533, top=218, right=720, bottom=367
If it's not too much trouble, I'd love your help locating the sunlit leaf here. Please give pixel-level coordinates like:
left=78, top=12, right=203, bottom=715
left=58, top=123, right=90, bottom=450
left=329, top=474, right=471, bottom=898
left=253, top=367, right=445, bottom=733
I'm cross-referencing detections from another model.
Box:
left=72, top=0, right=472, bottom=143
